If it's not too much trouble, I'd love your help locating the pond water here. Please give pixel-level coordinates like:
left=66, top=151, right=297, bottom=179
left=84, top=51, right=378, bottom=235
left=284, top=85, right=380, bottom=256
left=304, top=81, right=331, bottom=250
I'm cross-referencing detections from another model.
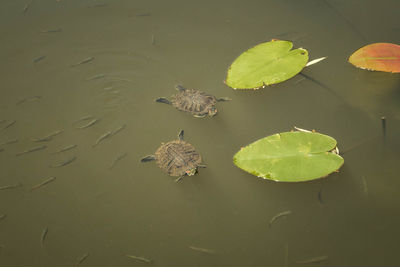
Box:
left=0, top=0, right=399, bottom=266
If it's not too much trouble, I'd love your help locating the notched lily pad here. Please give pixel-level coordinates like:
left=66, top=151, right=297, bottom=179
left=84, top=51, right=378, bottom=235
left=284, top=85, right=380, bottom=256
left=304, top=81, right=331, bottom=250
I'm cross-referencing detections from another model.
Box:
left=225, top=39, right=309, bottom=89
left=233, top=130, right=344, bottom=182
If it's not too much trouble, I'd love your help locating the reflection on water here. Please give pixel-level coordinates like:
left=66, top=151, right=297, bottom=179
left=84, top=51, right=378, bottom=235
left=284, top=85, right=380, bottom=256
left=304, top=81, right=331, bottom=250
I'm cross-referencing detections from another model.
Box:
left=0, top=0, right=399, bottom=266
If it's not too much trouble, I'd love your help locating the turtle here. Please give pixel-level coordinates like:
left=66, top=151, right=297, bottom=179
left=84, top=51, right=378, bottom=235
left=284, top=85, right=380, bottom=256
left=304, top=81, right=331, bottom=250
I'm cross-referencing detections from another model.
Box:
left=155, top=85, right=231, bottom=118
left=141, top=130, right=206, bottom=182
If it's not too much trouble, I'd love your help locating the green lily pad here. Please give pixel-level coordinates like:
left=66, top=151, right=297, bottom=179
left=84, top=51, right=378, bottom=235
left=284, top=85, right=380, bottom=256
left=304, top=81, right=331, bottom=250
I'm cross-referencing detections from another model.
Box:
left=225, top=40, right=308, bottom=89
left=233, top=131, right=344, bottom=182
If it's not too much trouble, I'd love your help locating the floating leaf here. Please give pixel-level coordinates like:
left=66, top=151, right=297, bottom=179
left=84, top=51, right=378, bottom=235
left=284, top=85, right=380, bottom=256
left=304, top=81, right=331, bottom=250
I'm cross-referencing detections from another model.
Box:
left=225, top=40, right=309, bottom=89
left=348, top=43, right=400, bottom=73
left=233, top=131, right=344, bottom=182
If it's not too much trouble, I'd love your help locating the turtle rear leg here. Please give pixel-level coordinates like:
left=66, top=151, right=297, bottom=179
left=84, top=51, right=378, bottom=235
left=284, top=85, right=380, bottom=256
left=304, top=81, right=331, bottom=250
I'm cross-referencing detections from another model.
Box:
left=175, top=175, right=184, bottom=182
left=178, top=130, right=184, bottom=141
left=198, top=164, right=207, bottom=168
left=193, top=114, right=207, bottom=118
left=141, top=155, right=156, bottom=162
left=155, top=97, right=171, bottom=105
left=175, top=85, right=186, bottom=92
left=216, top=97, right=232, bottom=102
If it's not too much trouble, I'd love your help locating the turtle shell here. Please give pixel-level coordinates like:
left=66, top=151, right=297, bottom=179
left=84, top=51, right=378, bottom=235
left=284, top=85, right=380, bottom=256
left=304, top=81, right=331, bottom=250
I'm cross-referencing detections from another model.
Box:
left=154, top=140, right=202, bottom=177
left=171, top=89, right=217, bottom=116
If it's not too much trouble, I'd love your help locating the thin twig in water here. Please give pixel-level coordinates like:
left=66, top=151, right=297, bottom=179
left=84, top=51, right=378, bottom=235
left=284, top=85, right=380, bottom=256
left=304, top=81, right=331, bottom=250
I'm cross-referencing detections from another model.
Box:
left=340, top=135, right=379, bottom=155
left=299, top=72, right=345, bottom=102
left=323, top=0, right=367, bottom=41
left=0, top=121, right=16, bottom=132
left=269, top=211, right=292, bottom=228
left=30, top=177, right=56, bottom=191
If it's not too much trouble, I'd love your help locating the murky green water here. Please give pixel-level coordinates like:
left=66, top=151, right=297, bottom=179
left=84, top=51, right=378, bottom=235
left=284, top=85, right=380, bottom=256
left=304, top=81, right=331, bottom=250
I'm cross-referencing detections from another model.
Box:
left=1, top=0, right=400, bottom=266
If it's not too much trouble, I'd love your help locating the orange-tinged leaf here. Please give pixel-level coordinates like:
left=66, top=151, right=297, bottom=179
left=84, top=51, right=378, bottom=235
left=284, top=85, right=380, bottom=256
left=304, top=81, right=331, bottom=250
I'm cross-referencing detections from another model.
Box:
left=348, top=43, right=400, bottom=73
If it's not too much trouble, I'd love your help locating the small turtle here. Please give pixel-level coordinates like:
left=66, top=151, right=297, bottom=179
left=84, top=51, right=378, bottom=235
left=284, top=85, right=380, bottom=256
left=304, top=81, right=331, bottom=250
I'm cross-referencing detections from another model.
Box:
left=155, top=85, right=231, bottom=118
left=141, top=130, right=205, bottom=182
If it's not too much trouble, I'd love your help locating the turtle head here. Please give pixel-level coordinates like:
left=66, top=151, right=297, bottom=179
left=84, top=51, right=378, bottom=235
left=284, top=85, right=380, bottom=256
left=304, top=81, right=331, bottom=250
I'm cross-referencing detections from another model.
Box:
left=185, top=168, right=197, bottom=176
left=208, top=107, right=218, bottom=117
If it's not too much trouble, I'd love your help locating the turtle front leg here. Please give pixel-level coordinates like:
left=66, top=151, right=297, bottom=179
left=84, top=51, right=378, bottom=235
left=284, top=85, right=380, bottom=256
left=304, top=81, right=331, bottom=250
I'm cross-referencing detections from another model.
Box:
left=175, top=85, right=186, bottom=92
left=216, top=97, right=232, bottom=102
left=178, top=130, right=184, bottom=140
left=155, top=97, right=172, bottom=105
left=140, top=155, right=156, bottom=162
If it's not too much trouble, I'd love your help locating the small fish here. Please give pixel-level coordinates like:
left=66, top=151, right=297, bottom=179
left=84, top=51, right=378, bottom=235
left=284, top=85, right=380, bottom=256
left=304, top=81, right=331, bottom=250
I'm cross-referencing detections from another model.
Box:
left=75, top=252, right=90, bottom=266
left=189, top=246, right=216, bottom=254
left=16, top=96, right=41, bottom=105
left=295, top=255, right=328, bottom=264
left=107, top=77, right=132, bottom=82
left=93, top=124, right=126, bottom=147
left=33, top=56, right=46, bottom=64
left=41, top=227, right=48, bottom=248
left=0, top=139, right=18, bottom=146
left=30, top=177, right=56, bottom=191
left=77, top=118, right=99, bottom=129
left=40, top=28, right=62, bottom=33
left=92, top=131, right=112, bottom=147
left=0, top=214, right=7, bottom=222
left=109, top=153, right=127, bottom=169
left=135, top=12, right=151, bottom=17
left=85, top=74, right=105, bottom=81
left=16, top=145, right=46, bottom=156
left=0, top=148, right=3, bottom=152
left=111, top=124, right=126, bottom=136
left=50, top=156, right=76, bottom=168
left=31, top=130, right=62, bottom=142
left=73, top=115, right=94, bottom=124
left=22, top=0, right=32, bottom=13
left=318, top=189, right=323, bottom=204
left=269, top=210, right=292, bottom=228
left=51, top=144, right=77, bottom=154
left=70, top=57, right=94, bottom=67
left=362, top=176, right=368, bottom=195
left=125, top=254, right=152, bottom=263
left=0, top=183, right=22, bottom=191
left=0, top=120, right=16, bottom=131
left=151, top=34, right=156, bottom=45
